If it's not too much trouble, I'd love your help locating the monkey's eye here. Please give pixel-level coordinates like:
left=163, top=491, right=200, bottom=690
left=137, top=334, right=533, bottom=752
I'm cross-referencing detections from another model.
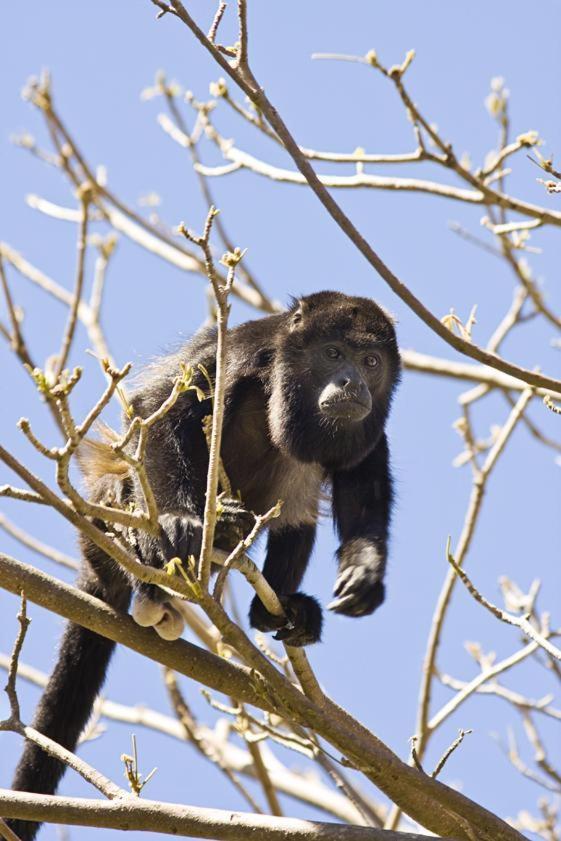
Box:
left=364, top=354, right=380, bottom=368
left=325, top=346, right=341, bottom=360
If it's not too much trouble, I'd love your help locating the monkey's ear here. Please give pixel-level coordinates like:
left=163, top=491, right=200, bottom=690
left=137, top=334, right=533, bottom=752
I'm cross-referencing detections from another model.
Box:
left=289, top=299, right=305, bottom=330
left=378, top=304, right=398, bottom=325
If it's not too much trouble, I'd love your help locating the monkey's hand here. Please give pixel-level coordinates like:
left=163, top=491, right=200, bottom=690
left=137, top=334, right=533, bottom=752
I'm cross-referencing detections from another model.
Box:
left=328, top=538, right=386, bottom=617
left=249, top=592, right=323, bottom=647
left=215, top=496, right=255, bottom=552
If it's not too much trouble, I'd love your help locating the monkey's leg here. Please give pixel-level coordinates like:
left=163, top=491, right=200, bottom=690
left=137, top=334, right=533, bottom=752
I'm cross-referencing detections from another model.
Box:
left=249, top=524, right=322, bottom=646
left=8, top=547, right=131, bottom=841
left=130, top=510, right=205, bottom=640
left=131, top=499, right=253, bottom=638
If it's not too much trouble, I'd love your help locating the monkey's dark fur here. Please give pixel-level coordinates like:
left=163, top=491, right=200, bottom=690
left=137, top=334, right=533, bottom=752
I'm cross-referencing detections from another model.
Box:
left=9, top=291, right=400, bottom=839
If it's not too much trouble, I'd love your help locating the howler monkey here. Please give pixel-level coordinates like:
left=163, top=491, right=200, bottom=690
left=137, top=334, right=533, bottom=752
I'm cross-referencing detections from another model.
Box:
left=8, top=291, right=400, bottom=840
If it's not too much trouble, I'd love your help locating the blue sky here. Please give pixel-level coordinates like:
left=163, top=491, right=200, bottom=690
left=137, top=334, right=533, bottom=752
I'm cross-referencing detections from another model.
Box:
left=1, top=2, right=560, bottom=838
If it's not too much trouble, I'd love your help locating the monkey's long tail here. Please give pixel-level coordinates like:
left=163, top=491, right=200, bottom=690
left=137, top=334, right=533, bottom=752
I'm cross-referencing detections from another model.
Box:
left=7, top=567, right=131, bottom=841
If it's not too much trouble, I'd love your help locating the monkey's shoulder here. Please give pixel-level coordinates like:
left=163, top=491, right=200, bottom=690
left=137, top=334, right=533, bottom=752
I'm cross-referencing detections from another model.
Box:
left=221, top=378, right=324, bottom=528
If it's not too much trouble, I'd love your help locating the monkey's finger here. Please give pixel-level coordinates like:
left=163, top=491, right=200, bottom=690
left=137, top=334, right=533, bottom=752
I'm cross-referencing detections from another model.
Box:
left=332, top=566, right=365, bottom=597
left=326, top=594, right=357, bottom=612
left=274, top=624, right=296, bottom=642
left=332, top=567, right=356, bottom=596
left=274, top=622, right=318, bottom=646
left=158, top=525, right=176, bottom=560
left=329, top=581, right=385, bottom=615
left=328, top=596, right=370, bottom=616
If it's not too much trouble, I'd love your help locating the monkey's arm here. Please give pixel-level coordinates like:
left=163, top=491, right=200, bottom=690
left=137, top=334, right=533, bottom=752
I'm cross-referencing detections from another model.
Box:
left=329, top=432, right=393, bottom=617
left=249, top=524, right=322, bottom=646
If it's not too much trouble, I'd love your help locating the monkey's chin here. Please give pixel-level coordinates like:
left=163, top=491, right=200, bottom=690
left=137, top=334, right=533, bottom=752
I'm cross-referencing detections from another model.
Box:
left=319, top=400, right=370, bottom=423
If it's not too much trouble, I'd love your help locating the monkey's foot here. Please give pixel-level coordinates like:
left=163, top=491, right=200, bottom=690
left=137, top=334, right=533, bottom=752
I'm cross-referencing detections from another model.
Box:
left=132, top=593, right=185, bottom=640
left=249, top=592, right=323, bottom=647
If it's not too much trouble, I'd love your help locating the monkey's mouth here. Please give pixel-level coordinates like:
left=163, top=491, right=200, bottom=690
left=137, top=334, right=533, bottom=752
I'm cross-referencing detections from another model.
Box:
left=319, top=396, right=371, bottom=422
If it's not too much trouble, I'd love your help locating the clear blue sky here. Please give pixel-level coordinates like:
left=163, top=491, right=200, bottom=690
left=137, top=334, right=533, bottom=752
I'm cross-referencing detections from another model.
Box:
left=1, top=2, right=560, bottom=838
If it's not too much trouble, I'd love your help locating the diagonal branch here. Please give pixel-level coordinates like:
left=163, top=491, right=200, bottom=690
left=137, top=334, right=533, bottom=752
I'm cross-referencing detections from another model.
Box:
left=0, top=552, right=270, bottom=709
left=160, top=1, right=561, bottom=395
left=0, top=546, right=525, bottom=840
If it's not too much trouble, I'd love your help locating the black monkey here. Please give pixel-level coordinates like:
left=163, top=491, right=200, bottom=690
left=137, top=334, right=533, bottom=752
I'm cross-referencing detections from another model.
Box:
left=8, top=291, right=400, bottom=840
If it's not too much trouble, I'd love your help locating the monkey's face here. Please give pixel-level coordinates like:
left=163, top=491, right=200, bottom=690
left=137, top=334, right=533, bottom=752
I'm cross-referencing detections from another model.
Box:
left=268, top=292, right=400, bottom=467
left=268, top=337, right=394, bottom=467
left=315, top=341, right=378, bottom=423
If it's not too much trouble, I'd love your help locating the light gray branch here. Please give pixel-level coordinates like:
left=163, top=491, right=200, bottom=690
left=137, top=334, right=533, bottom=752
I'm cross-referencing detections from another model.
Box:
left=0, top=789, right=451, bottom=840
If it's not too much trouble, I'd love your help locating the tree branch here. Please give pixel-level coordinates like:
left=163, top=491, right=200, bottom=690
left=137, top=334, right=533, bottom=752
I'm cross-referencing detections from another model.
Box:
left=0, top=789, right=449, bottom=841
left=0, top=552, right=270, bottom=710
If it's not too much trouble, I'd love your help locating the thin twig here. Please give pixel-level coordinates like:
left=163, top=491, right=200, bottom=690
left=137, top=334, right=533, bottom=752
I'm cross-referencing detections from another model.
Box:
left=0, top=817, right=23, bottom=841
left=180, top=207, right=238, bottom=588
left=0, top=513, right=78, bottom=570
left=3, top=593, right=30, bottom=723
left=431, top=729, right=472, bottom=779
left=0, top=254, right=27, bottom=359
left=238, top=705, right=283, bottom=816
left=54, top=189, right=91, bottom=378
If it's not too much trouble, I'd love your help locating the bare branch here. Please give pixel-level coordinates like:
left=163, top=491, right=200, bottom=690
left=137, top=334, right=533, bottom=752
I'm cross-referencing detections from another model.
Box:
left=0, top=551, right=270, bottom=709
left=0, top=654, right=365, bottom=823
left=0, top=254, right=28, bottom=360
left=0, top=485, right=47, bottom=505
left=0, top=543, right=523, bottom=839
left=0, top=817, right=22, bottom=841
left=54, top=188, right=91, bottom=378
left=194, top=144, right=485, bottom=204
left=385, top=386, right=535, bottom=831
left=431, top=641, right=538, bottom=730
left=207, top=1, right=227, bottom=43
left=164, top=668, right=263, bottom=812
left=179, top=209, right=247, bottom=588
left=0, top=513, right=78, bottom=570
left=3, top=593, right=30, bottom=723
left=447, top=553, right=561, bottom=662
left=504, top=727, right=561, bottom=794
left=0, top=788, right=450, bottom=840
left=521, top=714, right=561, bottom=789
left=431, top=729, right=472, bottom=779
